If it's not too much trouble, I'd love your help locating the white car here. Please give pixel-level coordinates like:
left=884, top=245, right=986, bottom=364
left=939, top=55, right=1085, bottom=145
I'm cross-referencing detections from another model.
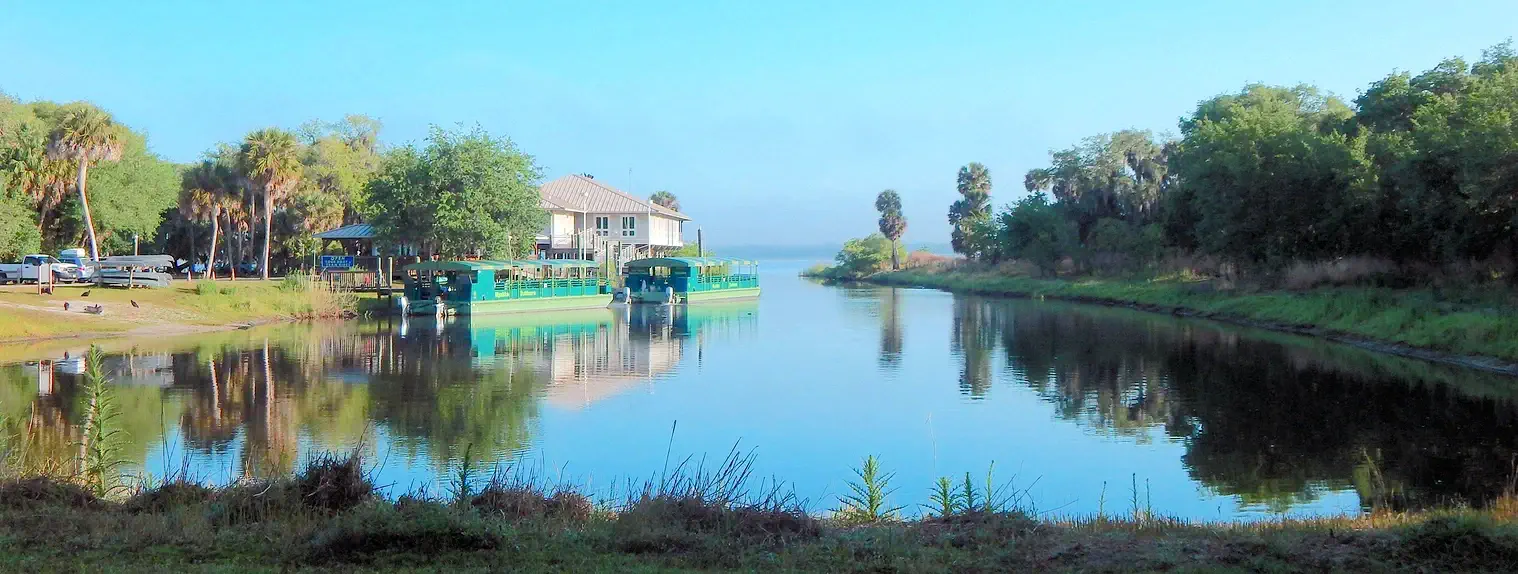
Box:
left=0, top=254, right=82, bottom=284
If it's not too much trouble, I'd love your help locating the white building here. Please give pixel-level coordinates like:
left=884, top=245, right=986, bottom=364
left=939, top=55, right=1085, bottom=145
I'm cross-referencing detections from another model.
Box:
left=536, top=174, right=690, bottom=260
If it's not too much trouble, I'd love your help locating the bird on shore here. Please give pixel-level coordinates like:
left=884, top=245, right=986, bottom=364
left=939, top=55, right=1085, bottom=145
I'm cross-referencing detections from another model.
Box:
left=81, top=290, right=91, bottom=297
left=63, top=302, right=70, bottom=311
left=130, top=300, right=139, bottom=308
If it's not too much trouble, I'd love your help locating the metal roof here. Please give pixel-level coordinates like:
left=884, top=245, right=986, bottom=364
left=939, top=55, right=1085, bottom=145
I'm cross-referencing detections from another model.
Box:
left=538, top=175, right=692, bottom=221
left=405, top=259, right=602, bottom=272
left=314, top=223, right=376, bottom=240
left=624, top=257, right=757, bottom=269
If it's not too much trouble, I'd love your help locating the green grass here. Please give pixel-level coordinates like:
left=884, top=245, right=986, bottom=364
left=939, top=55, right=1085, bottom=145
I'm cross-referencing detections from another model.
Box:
left=0, top=279, right=362, bottom=342
left=872, top=268, right=1518, bottom=363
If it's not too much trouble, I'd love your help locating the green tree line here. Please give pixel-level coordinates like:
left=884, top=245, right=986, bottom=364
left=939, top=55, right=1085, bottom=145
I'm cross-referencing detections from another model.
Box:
left=2, top=96, right=547, bottom=272
left=953, top=42, right=1518, bottom=279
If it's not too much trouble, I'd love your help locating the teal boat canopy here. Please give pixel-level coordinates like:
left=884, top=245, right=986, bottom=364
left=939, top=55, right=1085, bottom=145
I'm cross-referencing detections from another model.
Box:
left=624, top=257, right=757, bottom=269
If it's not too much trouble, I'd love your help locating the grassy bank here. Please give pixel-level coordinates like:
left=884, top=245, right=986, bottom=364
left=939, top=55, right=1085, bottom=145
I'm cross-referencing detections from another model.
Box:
left=867, top=268, right=1518, bottom=366
left=2, top=455, right=1517, bottom=572
left=0, top=277, right=362, bottom=342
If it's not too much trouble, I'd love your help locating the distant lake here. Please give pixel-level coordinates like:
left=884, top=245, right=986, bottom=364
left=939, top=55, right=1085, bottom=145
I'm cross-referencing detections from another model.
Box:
left=5, top=260, right=1516, bottom=520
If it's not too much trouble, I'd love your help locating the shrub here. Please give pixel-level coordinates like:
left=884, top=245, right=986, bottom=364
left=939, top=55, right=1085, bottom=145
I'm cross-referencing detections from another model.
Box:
left=1283, top=257, right=1399, bottom=289
left=123, top=480, right=214, bottom=514
left=299, top=502, right=501, bottom=565
left=294, top=452, right=373, bottom=513
left=834, top=233, right=905, bottom=278
left=0, top=477, right=98, bottom=509
left=208, top=479, right=303, bottom=525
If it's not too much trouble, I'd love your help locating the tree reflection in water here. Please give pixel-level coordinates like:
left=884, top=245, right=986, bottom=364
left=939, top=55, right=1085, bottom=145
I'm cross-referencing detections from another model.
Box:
left=946, top=294, right=1518, bottom=512
left=0, top=302, right=759, bottom=482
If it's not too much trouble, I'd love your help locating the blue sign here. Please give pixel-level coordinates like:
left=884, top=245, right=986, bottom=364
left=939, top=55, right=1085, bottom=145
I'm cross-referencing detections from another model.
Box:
left=320, top=255, right=355, bottom=270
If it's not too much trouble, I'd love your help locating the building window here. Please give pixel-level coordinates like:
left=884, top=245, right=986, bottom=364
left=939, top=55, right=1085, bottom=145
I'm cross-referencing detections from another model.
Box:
left=621, top=216, right=636, bottom=237
left=594, top=216, right=610, bottom=237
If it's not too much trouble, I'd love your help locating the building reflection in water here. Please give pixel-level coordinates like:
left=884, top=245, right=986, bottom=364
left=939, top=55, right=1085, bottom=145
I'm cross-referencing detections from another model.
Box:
left=0, top=299, right=759, bottom=481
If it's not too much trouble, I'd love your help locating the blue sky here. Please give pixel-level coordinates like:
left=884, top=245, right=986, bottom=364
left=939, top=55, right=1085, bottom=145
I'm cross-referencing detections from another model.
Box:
left=2, top=1, right=1514, bottom=246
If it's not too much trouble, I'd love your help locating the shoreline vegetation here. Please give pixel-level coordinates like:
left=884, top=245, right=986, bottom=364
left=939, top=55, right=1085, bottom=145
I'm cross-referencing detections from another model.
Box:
left=809, top=41, right=1518, bottom=383
left=802, top=263, right=1518, bottom=376
left=0, top=277, right=362, bottom=343
left=6, top=466, right=1518, bottom=572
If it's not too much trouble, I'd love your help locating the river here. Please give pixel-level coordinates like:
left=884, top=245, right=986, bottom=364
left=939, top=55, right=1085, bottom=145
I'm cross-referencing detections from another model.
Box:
left=4, top=260, right=1517, bottom=521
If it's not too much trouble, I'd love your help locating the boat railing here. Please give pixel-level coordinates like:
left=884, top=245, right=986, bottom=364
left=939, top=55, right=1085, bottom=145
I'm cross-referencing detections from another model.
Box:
left=492, top=277, right=605, bottom=294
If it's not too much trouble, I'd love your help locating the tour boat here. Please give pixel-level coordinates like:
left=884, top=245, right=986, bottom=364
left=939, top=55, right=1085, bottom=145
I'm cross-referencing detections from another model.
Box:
left=400, top=259, right=612, bottom=316
left=621, top=257, right=760, bottom=304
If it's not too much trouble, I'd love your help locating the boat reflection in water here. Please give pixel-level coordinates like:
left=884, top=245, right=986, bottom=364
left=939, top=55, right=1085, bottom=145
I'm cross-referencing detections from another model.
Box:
left=402, top=298, right=760, bottom=410
left=0, top=298, right=759, bottom=485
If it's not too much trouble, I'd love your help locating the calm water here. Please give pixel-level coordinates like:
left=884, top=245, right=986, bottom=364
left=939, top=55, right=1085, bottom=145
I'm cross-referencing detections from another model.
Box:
left=5, top=260, right=1518, bottom=520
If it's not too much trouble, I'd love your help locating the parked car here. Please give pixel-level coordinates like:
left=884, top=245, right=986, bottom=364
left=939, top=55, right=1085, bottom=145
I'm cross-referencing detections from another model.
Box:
left=57, top=248, right=96, bottom=282
left=0, top=255, right=81, bottom=284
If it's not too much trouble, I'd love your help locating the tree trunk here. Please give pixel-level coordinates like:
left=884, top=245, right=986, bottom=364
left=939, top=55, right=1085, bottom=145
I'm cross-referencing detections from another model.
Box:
left=262, top=194, right=272, bottom=280
left=890, top=239, right=900, bottom=270
left=75, top=160, right=100, bottom=261
left=207, top=215, right=220, bottom=281
left=188, top=214, right=196, bottom=276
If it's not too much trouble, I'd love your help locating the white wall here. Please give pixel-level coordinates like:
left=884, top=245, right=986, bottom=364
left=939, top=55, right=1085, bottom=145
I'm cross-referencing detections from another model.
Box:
left=579, top=213, right=684, bottom=247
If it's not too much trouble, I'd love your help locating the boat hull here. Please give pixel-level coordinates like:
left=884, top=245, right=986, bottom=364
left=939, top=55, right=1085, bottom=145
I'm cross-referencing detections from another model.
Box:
left=629, top=287, right=761, bottom=304
left=406, top=293, right=613, bottom=316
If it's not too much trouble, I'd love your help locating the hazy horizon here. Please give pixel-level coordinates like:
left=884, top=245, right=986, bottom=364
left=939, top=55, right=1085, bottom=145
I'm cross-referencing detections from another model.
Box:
left=3, top=1, right=1515, bottom=246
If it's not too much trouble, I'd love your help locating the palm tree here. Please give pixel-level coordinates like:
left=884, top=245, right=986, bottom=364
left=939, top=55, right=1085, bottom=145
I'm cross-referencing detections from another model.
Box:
left=4, top=132, right=72, bottom=232
left=875, top=189, right=907, bottom=270
left=948, top=162, right=992, bottom=256
left=649, top=190, right=680, bottom=212
left=45, top=104, right=122, bottom=262
left=223, top=194, right=250, bottom=280
left=237, top=129, right=302, bottom=280
left=180, top=160, right=231, bottom=280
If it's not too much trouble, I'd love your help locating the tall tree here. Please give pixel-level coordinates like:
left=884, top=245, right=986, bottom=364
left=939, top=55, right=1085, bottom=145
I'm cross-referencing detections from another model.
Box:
left=649, top=190, right=680, bottom=212
left=874, top=189, right=907, bottom=269
left=1170, top=84, right=1375, bottom=263
left=1023, top=130, right=1171, bottom=243
left=180, top=160, right=232, bottom=279
left=45, top=104, right=122, bottom=261
left=366, top=126, right=546, bottom=259
left=948, top=162, right=991, bottom=256
left=238, top=129, right=302, bottom=279
left=2, top=123, right=71, bottom=232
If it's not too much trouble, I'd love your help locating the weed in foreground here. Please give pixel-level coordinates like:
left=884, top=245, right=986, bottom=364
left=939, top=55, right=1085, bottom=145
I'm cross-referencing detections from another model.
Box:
left=836, top=455, right=904, bottom=524
left=294, top=451, right=373, bottom=513
left=77, top=345, right=128, bottom=498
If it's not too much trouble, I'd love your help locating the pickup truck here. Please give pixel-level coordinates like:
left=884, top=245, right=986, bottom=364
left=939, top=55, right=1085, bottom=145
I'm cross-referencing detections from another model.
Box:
left=0, top=255, right=82, bottom=284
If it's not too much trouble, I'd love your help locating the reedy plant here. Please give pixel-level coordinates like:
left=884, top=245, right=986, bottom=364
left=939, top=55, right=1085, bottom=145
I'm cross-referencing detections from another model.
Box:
left=927, top=476, right=965, bottom=518
left=77, top=346, right=128, bottom=497
left=837, top=455, right=903, bottom=524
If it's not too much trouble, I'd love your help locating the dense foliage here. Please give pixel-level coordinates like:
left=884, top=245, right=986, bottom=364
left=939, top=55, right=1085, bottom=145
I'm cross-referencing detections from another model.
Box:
left=956, top=42, right=1518, bottom=279
left=3, top=93, right=550, bottom=272
left=827, top=233, right=907, bottom=278
left=364, top=126, right=546, bottom=259
left=1, top=98, right=178, bottom=259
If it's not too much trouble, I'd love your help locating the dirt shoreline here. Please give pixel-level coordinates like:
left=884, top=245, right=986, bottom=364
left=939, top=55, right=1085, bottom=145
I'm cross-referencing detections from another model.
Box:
left=864, top=275, right=1518, bottom=378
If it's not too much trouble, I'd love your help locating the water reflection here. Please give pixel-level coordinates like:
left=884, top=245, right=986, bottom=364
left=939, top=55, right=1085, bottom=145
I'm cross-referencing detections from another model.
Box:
left=0, top=301, right=759, bottom=480
left=946, top=294, right=1518, bottom=512
left=5, top=279, right=1518, bottom=519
